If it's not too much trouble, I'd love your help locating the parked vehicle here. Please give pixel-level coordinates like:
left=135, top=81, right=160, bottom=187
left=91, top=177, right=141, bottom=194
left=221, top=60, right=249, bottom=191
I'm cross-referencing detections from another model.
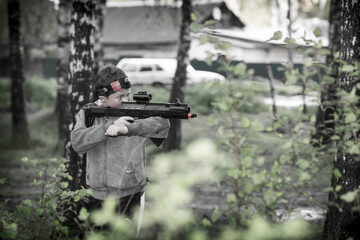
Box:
left=116, top=58, right=225, bottom=87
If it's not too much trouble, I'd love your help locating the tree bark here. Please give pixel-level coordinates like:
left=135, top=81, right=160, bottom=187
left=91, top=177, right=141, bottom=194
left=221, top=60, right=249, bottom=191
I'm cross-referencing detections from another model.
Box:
left=322, top=1, right=360, bottom=239
left=163, top=0, right=192, bottom=151
left=93, top=0, right=106, bottom=74
left=56, top=0, right=71, bottom=142
left=8, top=0, right=29, bottom=146
left=65, top=0, right=95, bottom=191
left=313, top=0, right=341, bottom=146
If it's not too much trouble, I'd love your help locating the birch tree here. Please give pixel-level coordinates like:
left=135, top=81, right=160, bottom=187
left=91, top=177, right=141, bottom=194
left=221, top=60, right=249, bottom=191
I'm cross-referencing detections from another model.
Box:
left=164, top=0, right=192, bottom=151
left=8, top=0, right=29, bottom=145
left=93, top=0, right=106, bottom=74
left=322, top=1, right=360, bottom=239
left=65, top=0, right=95, bottom=190
left=56, top=0, right=71, bottom=142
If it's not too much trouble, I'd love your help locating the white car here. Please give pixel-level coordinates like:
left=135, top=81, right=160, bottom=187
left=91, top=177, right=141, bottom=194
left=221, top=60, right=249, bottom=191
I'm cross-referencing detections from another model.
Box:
left=116, top=58, right=225, bottom=87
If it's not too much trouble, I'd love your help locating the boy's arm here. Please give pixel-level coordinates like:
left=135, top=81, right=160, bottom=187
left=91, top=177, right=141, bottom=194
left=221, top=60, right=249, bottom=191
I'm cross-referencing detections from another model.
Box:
left=70, top=110, right=114, bottom=154
left=126, top=117, right=170, bottom=139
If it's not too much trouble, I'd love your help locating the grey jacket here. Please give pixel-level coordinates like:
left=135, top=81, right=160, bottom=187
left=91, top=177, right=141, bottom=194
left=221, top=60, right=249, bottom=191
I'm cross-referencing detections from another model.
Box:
left=70, top=108, right=170, bottom=200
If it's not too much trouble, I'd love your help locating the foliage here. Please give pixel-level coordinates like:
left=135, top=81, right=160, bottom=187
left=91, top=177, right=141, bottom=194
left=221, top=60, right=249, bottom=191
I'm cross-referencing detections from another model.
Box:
left=0, top=0, right=57, bottom=56
left=0, top=77, right=57, bottom=112
left=0, top=157, right=89, bottom=240
left=77, top=140, right=316, bottom=240
left=2, top=12, right=360, bottom=240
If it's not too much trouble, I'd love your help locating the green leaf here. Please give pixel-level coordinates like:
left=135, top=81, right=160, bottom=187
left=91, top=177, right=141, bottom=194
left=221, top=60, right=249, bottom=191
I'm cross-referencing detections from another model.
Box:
left=345, top=112, right=356, bottom=123
left=267, top=31, right=282, bottom=41
left=211, top=206, right=222, bottom=223
left=191, top=23, right=203, bottom=33
left=298, top=159, right=310, bottom=170
left=0, top=178, right=6, bottom=184
left=21, top=157, right=29, bottom=163
left=335, top=185, right=342, bottom=192
left=36, top=208, right=44, bottom=215
left=263, top=189, right=277, bottom=205
left=242, top=156, right=253, bottom=168
left=257, top=156, right=265, bottom=166
left=228, top=168, right=239, bottom=180
left=74, top=194, right=81, bottom=202
left=204, top=20, right=218, bottom=27
left=217, top=41, right=232, bottom=51
left=342, top=65, right=355, bottom=72
left=348, top=145, right=360, bottom=154
left=202, top=218, right=211, bottom=227
left=234, top=62, right=247, bottom=77
left=190, top=12, right=198, bottom=21
left=251, top=119, right=264, bottom=132
left=313, top=27, right=322, bottom=37
left=340, top=190, right=358, bottom=203
left=78, top=207, right=90, bottom=221
left=226, top=193, right=236, bottom=203
left=299, top=172, right=311, bottom=181
left=3, top=222, right=17, bottom=239
left=199, top=34, right=209, bottom=45
left=333, top=168, right=342, bottom=178
left=310, top=115, right=316, bottom=123
left=60, top=182, right=69, bottom=189
left=241, top=117, right=251, bottom=128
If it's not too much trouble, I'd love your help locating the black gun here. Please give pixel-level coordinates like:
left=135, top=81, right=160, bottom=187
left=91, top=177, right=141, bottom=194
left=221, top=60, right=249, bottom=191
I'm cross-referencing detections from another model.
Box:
left=83, top=91, right=197, bottom=128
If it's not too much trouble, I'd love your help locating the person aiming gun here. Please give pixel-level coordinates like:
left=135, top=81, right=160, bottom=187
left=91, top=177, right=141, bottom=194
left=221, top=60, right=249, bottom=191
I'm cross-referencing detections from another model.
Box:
left=70, top=64, right=176, bottom=236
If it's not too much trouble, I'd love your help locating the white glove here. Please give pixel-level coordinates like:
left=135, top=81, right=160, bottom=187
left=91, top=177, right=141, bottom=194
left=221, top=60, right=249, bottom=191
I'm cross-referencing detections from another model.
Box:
left=114, top=116, right=134, bottom=126
left=105, top=124, right=128, bottom=137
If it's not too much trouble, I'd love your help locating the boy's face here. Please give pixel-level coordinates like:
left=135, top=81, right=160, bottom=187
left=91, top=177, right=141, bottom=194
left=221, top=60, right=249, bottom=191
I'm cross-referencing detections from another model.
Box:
left=100, top=88, right=131, bottom=108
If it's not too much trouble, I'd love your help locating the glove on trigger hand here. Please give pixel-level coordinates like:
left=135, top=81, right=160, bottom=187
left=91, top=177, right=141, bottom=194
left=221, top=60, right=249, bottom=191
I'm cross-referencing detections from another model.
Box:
left=105, top=124, right=128, bottom=137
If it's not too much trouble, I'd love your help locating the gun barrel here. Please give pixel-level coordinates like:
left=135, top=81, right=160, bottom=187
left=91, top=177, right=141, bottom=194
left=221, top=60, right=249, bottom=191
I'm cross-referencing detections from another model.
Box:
left=84, top=101, right=197, bottom=127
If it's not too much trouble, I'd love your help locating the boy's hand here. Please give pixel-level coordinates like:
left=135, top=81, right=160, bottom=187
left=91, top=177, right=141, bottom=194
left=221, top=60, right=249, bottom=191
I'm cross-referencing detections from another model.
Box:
left=105, top=124, right=128, bottom=137
left=114, top=116, right=134, bottom=126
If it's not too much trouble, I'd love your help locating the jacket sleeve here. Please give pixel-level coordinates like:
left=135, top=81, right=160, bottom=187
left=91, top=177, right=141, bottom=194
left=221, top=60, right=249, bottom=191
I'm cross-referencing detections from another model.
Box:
left=70, top=110, right=114, bottom=154
left=126, top=117, right=170, bottom=139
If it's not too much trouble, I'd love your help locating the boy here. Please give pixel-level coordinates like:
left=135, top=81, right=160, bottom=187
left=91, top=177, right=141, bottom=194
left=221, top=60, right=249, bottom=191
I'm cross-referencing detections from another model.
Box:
left=70, top=64, right=170, bottom=219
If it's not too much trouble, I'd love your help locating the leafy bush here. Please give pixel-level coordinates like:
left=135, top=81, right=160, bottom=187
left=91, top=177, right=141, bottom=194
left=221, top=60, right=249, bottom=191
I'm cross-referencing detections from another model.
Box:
left=0, top=157, right=89, bottom=240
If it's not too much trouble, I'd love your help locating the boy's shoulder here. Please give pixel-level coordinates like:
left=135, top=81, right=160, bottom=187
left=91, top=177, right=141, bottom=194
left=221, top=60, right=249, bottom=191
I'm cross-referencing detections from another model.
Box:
left=82, top=102, right=97, bottom=109
left=81, top=100, right=102, bottom=110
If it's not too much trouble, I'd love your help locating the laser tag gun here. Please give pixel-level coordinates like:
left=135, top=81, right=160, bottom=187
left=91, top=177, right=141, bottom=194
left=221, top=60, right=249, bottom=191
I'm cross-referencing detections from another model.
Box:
left=83, top=91, right=197, bottom=128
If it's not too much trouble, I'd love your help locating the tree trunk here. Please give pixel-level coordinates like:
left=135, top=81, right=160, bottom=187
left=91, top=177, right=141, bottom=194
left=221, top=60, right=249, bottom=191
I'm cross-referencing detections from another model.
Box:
left=322, top=1, right=360, bottom=239
left=8, top=0, right=29, bottom=146
left=93, top=0, right=106, bottom=74
left=163, top=0, right=192, bottom=151
left=313, top=0, right=341, bottom=146
left=56, top=0, right=71, bottom=142
left=65, top=0, right=95, bottom=191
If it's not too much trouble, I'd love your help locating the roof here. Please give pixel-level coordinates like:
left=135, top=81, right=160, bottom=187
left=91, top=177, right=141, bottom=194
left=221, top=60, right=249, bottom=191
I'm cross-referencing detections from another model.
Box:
left=103, top=1, right=244, bottom=45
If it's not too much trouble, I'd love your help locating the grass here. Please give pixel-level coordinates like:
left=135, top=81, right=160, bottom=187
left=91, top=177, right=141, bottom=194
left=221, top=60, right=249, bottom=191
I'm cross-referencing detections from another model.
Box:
left=0, top=77, right=62, bottom=204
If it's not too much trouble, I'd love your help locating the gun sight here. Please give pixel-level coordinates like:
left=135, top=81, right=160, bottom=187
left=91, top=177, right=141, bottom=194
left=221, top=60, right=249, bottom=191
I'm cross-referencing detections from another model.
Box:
left=133, top=91, right=152, bottom=103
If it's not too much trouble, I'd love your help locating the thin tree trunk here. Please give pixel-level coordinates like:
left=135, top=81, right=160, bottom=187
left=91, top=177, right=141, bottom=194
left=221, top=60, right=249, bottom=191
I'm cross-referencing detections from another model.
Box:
left=56, top=0, right=71, bottom=143
left=322, top=1, right=360, bottom=239
left=8, top=0, right=29, bottom=146
left=266, top=65, right=277, bottom=121
left=65, top=0, right=95, bottom=191
left=163, top=0, right=192, bottom=151
left=313, top=0, right=341, bottom=146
